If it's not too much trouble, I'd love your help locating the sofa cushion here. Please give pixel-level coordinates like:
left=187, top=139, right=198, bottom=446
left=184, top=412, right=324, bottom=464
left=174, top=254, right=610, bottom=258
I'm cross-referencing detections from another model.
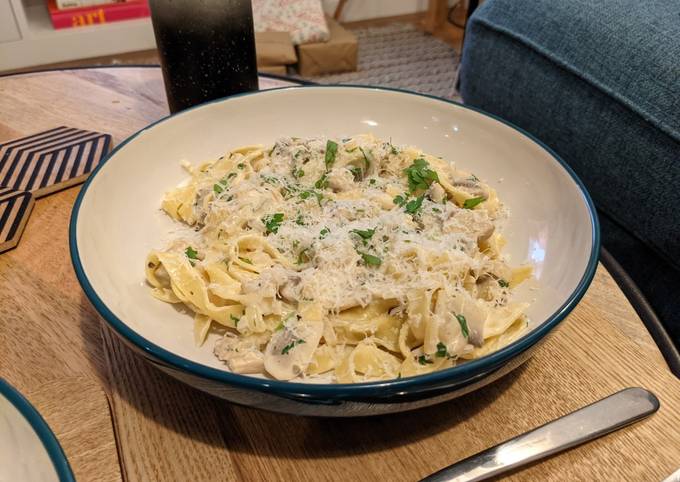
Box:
left=458, top=0, right=680, bottom=344
left=469, top=0, right=680, bottom=139
left=460, top=0, right=680, bottom=269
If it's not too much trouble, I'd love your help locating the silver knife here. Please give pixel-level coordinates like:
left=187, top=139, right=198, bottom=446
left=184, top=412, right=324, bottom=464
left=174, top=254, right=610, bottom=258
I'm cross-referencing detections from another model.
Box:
left=422, top=387, right=659, bottom=482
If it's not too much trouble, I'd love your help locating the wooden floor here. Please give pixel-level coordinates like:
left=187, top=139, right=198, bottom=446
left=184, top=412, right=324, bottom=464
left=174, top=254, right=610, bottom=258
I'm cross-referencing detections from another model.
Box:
left=3, top=6, right=466, bottom=75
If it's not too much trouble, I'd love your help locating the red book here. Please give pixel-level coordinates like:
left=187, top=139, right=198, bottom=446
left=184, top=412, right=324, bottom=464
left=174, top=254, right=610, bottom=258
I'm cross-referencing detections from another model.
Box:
left=47, top=0, right=150, bottom=29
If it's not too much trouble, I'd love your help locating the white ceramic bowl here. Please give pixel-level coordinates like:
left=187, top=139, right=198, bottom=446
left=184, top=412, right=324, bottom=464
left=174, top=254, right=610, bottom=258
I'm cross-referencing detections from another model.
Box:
left=70, top=86, right=599, bottom=416
left=0, top=378, right=74, bottom=481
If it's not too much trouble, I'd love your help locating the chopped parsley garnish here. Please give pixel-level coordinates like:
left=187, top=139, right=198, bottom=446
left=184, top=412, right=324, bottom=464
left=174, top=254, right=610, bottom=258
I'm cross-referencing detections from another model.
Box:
left=292, top=168, right=305, bottom=179
left=295, top=214, right=305, bottom=226
left=498, top=279, right=510, bottom=288
left=432, top=207, right=441, bottom=213
left=238, top=256, right=253, bottom=265
left=349, top=166, right=363, bottom=181
left=350, top=228, right=376, bottom=245
left=456, top=314, right=470, bottom=338
left=369, top=178, right=377, bottom=185
left=319, top=227, right=331, bottom=239
left=237, top=163, right=245, bottom=170
left=268, top=143, right=278, bottom=156
left=230, top=314, right=240, bottom=326
left=281, top=339, right=306, bottom=355
left=315, top=173, right=329, bottom=189
left=299, top=190, right=324, bottom=206
left=389, top=139, right=400, bottom=155
left=261, top=174, right=278, bottom=185
left=404, top=195, right=425, bottom=214
left=393, top=194, right=407, bottom=207
left=357, top=250, right=382, bottom=267
left=275, top=322, right=284, bottom=331
left=296, top=248, right=310, bottom=265
left=185, top=246, right=199, bottom=265
left=325, top=140, right=338, bottom=168
left=360, top=147, right=373, bottom=170
left=262, top=213, right=284, bottom=234
left=468, top=174, right=480, bottom=182
left=418, top=355, right=434, bottom=365
left=292, top=240, right=299, bottom=248
left=463, top=197, right=485, bottom=209
left=436, top=342, right=448, bottom=357
left=404, top=158, right=439, bottom=193
left=213, top=172, right=237, bottom=194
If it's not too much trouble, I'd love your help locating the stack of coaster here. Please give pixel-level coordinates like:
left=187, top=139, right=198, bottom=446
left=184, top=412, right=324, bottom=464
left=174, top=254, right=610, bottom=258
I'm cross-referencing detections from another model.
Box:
left=0, top=126, right=112, bottom=253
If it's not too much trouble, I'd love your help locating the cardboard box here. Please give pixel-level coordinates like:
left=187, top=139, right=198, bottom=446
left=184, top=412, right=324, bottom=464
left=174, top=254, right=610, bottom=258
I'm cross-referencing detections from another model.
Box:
left=258, top=65, right=288, bottom=75
left=255, top=31, right=297, bottom=67
left=296, top=17, right=358, bottom=76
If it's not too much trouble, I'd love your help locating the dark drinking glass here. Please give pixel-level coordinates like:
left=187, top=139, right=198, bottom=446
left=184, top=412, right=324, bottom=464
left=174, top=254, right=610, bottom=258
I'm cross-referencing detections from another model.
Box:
left=149, top=0, right=259, bottom=113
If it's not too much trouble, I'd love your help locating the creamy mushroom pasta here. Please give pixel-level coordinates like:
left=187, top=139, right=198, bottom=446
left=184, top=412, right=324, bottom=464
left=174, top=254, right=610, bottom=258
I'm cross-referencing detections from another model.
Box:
left=145, top=134, right=532, bottom=382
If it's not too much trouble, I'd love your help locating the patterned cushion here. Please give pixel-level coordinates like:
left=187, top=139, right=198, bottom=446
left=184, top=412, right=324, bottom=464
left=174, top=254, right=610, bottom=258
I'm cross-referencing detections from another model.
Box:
left=253, top=0, right=329, bottom=45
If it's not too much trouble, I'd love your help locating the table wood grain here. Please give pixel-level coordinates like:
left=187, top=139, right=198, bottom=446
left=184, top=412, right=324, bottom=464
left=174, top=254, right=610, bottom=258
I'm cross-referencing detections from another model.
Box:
left=1, top=67, right=679, bottom=482
left=26, top=377, right=122, bottom=482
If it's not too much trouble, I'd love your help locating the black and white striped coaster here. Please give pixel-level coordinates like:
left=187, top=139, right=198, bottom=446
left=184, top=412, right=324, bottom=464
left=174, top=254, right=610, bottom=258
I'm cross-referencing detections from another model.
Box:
left=0, top=126, right=112, bottom=253
left=0, top=187, right=34, bottom=253
left=0, top=126, right=112, bottom=198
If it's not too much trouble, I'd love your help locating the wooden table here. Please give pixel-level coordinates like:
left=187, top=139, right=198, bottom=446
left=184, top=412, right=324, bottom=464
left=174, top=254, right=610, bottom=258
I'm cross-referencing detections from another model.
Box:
left=2, top=66, right=680, bottom=481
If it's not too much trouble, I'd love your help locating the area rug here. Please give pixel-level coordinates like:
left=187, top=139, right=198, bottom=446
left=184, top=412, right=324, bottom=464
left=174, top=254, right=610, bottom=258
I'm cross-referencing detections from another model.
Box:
left=295, top=23, right=461, bottom=101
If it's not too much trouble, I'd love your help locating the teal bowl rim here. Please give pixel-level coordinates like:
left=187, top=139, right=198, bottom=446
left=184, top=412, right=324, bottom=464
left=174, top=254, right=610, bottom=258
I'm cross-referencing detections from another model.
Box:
left=0, top=378, right=75, bottom=481
left=69, top=85, right=600, bottom=399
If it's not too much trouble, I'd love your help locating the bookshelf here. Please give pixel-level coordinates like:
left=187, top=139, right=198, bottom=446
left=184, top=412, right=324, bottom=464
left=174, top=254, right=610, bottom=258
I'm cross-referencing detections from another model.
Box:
left=1, top=0, right=156, bottom=72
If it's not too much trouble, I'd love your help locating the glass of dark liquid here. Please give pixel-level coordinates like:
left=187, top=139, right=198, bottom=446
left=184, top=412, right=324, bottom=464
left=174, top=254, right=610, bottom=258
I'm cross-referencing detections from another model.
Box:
left=149, top=0, right=259, bottom=113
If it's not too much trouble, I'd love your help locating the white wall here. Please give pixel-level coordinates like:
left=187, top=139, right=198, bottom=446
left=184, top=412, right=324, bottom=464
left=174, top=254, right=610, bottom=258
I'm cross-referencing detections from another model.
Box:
left=322, top=0, right=429, bottom=22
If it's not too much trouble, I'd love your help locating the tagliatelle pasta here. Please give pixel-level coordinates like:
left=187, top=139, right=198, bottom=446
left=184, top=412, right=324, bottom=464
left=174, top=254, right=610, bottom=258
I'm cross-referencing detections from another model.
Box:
left=145, top=134, right=532, bottom=382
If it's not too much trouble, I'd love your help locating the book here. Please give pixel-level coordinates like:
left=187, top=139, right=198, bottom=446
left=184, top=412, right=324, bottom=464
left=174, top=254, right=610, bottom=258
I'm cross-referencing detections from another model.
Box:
left=47, top=0, right=150, bottom=29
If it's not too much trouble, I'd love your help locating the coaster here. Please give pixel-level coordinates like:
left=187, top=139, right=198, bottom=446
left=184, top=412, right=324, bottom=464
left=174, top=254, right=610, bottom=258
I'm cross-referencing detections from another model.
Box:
left=0, top=126, right=112, bottom=198
left=0, top=187, right=34, bottom=253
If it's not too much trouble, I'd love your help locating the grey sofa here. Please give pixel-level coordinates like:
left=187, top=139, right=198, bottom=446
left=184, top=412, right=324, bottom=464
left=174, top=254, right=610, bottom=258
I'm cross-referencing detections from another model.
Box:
left=458, top=0, right=680, bottom=353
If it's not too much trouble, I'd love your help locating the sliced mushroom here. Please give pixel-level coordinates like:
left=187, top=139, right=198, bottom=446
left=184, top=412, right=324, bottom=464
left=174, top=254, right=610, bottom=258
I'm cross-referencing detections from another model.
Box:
left=477, top=222, right=495, bottom=242
left=214, top=333, right=265, bottom=374
left=452, top=178, right=489, bottom=200
left=481, top=260, right=513, bottom=284
left=449, top=291, right=487, bottom=347
left=327, top=167, right=355, bottom=192
left=434, top=293, right=467, bottom=357
left=264, top=317, right=323, bottom=380
left=279, top=275, right=301, bottom=303
left=475, top=277, right=498, bottom=302
left=428, top=182, right=446, bottom=203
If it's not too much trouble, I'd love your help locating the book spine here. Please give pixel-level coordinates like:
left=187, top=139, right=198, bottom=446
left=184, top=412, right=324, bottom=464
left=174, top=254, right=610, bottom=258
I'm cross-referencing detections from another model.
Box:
left=56, top=0, right=121, bottom=9
left=50, top=2, right=149, bottom=29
